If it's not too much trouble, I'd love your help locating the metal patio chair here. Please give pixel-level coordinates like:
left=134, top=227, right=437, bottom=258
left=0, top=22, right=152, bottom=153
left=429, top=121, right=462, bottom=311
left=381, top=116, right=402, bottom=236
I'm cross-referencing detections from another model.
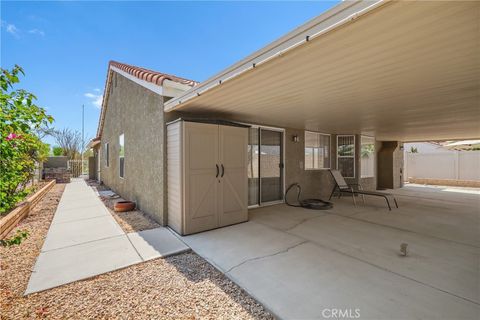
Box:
left=328, top=169, right=398, bottom=211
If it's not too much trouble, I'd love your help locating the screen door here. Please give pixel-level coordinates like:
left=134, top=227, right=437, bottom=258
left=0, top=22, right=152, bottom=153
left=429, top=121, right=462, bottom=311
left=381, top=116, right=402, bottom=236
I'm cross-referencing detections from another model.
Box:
left=247, top=127, right=284, bottom=206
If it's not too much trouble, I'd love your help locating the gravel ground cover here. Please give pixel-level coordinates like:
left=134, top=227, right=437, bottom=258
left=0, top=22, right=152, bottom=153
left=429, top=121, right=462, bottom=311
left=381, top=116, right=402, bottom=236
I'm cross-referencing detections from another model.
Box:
left=87, top=180, right=160, bottom=233
left=1, top=182, right=273, bottom=319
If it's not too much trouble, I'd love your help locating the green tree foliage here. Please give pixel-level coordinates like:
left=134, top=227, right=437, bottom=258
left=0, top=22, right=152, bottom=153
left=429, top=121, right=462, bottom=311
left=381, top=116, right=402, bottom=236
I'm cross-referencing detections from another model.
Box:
left=0, top=65, right=54, bottom=214
left=361, top=144, right=375, bottom=158
left=52, top=146, right=63, bottom=156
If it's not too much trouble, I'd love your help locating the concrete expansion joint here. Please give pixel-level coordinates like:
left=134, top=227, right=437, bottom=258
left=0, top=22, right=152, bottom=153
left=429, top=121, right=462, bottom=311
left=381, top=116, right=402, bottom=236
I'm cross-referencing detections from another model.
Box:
left=52, top=214, right=109, bottom=225
left=225, top=240, right=308, bottom=273
left=284, top=229, right=480, bottom=306
left=332, top=212, right=480, bottom=249
left=125, top=233, right=145, bottom=262
left=284, top=216, right=324, bottom=232
left=40, top=234, right=126, bottom=253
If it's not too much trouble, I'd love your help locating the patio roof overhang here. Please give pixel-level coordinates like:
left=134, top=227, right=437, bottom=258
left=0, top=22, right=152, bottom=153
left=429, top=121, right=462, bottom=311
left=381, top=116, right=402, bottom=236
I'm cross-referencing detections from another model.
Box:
left=164, top=0, right=480, bottom=142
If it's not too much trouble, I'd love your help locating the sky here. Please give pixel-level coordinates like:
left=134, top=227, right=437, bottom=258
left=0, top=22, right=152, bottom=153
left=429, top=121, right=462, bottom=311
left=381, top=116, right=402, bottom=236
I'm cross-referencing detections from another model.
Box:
left=1, top=1, right=338, bottom=146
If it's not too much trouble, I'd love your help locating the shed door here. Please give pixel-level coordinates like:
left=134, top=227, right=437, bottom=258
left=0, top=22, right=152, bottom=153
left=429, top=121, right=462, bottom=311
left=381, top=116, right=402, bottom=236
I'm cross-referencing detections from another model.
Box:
left=184, top=122, right=219, bottom=234
left=218, top=125, right=248, bottom=227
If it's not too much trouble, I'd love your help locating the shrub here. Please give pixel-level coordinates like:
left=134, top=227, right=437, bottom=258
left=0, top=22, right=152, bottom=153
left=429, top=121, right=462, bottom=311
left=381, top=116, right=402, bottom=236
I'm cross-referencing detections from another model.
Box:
left=0, top=65, right=53, bottom=214
left=0, top=229, right=29, bottom=247
left=52, top=146, right=63, bottom=156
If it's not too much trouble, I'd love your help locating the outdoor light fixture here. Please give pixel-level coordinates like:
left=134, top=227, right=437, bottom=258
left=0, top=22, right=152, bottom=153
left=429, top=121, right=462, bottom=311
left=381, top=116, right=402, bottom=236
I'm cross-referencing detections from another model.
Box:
left=292, top=135, right=300, bottom=143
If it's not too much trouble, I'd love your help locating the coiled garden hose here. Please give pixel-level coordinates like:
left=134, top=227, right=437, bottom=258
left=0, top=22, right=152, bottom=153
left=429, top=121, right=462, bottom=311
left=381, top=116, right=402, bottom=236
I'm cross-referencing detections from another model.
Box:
left=285, top=183, right=333, bottom=210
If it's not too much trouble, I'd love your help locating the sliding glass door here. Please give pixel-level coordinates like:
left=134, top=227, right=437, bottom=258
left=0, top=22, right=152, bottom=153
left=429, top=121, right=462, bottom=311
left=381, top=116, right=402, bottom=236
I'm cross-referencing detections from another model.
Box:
left=248, top=127, right=284, bottom=207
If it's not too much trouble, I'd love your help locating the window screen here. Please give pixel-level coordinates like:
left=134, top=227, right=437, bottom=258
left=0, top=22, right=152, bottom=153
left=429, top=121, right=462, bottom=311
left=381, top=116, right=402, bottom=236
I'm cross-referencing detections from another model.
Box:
left=361, top=136, right=375, bottom=178
left=104, top=143, right=109, bottom=167
left=119, top=134, right=124, bottom=178
left=337, top=135, right=355, bottom=178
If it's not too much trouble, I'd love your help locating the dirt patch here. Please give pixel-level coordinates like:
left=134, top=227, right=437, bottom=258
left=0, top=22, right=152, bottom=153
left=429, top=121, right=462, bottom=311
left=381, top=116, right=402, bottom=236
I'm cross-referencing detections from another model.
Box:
left=1, top=182, right=272, bottom=319
left=86, top=180, right=160, bottom=233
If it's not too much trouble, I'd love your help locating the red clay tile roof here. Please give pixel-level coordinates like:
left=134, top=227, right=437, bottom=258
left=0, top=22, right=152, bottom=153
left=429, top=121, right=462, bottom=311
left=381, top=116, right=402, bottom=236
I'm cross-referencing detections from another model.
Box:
left=95, top=61, right=198, bottom=138
left=109, top=61, right=199, bottom=87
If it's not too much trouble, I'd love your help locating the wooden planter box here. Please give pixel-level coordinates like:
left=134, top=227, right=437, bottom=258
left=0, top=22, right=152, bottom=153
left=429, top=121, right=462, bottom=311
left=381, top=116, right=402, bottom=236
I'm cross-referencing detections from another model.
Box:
left=0, top=180, right=56, bottom=239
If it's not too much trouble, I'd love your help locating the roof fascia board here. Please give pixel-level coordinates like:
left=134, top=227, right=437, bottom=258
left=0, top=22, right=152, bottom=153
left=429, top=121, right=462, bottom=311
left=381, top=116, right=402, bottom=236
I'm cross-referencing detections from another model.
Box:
left=164, top=0, right=387, bottom=112
left=163, top=79, right=195, bottom=98
left=111, top=66, right=164, bottom=96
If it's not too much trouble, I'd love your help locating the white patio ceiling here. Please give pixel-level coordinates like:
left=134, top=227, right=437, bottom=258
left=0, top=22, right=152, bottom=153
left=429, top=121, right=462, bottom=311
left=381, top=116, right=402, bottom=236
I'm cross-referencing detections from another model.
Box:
left=165, top=1, right=479, bottom=142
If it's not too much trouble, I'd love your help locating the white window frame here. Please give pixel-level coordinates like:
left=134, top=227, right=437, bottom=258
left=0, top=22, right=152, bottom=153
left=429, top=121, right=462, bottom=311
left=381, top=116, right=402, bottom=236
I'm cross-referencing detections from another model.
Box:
left=360, top=135, right=375, bottom=178
left=119, top=134, right=125, bottom=179
left=336, top=135, right=356, bottom=178
left=304, top=131, right=331, bottom=170
left=104, top=142, right=109, bottom=167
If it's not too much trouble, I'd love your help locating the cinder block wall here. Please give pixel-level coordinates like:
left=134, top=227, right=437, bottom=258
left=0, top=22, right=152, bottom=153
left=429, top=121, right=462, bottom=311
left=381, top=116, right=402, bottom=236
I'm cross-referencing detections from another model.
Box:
left=100, top=73, right=166, bottom=224
left=44, top=156, right=68, bottom=168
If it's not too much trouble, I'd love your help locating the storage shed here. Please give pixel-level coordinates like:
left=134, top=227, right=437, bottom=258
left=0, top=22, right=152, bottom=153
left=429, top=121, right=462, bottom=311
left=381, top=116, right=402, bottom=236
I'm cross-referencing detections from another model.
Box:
left=167, top=119, right=249, bottom=235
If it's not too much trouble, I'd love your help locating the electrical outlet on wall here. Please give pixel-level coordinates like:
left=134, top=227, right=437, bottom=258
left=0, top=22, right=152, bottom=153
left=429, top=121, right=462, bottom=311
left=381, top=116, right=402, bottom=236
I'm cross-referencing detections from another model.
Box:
left=300, top=161, right=304, bottom=169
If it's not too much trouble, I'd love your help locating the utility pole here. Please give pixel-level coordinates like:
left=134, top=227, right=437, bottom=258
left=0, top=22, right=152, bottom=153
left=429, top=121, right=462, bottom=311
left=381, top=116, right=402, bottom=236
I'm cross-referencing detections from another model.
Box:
left=81, top=104, right=85, bottom=175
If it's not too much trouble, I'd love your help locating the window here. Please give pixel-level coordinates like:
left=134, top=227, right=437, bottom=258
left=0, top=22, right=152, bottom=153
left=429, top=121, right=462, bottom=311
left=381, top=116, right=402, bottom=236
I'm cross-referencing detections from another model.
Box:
left=361, top=136, right=375, bottom=178
left=119, top=134, right=125, bottom=178
left=104, top=143, right=109, bottom=167
left=337, top=135, right=355, bottom=178
left=305, top=131, right=330, bottom=170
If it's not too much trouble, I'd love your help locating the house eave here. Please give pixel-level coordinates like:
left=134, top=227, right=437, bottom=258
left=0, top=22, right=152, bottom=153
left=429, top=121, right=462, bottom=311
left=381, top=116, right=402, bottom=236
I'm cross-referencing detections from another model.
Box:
left=163, top=0, right=386, bottom=112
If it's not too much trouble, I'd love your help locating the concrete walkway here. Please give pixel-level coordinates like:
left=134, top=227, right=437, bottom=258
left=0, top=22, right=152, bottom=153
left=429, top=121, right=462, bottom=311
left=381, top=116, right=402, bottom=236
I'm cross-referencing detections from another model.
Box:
left=26, top=179, right=188, bottom=295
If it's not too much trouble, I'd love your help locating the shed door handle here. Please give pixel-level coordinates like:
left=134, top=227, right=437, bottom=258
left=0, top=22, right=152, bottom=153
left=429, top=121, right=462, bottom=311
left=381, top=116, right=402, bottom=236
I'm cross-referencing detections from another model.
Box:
left=221, top=164, right=225, bottom=177
left=216, top=164, right=219, bottom=178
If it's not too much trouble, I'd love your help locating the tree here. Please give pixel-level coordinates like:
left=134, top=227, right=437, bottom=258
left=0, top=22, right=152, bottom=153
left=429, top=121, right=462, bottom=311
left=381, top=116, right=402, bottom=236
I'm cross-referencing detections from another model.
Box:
left=53, top=128, right=83, bottom=159
left=52, top=146, right=63, bottom=156
left=0, top=65, right=54, bottom=214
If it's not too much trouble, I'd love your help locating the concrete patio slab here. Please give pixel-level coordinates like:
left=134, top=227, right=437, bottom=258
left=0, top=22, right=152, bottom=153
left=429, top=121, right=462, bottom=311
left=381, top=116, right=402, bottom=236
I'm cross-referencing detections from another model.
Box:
left=289, top=213, right=480, bottom=303
left=42, top=215, right=124, bottom=251
left=335, top=195, right=480, bottom=247
left=185, top=186, right=480, bottom=319
left=26, top=235, right=142, bottom=295
left=127, top=228, right=190, bottom=261
left=228, top=242, right=479, bottom=320
left=181, top=221, right=305, bottom=272
left=249, top=204, right=325, bottom=231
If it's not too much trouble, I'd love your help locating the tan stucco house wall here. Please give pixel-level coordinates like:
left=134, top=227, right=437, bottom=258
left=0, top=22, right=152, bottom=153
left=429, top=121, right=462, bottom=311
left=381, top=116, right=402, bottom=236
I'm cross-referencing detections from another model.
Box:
left=100, top=72, right=166, bottom=224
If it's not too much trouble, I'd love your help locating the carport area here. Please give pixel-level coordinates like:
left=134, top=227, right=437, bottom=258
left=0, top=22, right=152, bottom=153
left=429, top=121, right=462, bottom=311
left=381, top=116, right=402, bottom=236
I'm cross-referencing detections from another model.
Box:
left=181, top=185, right=479, bottom=319
left=170, top=1, right=479, bottom=318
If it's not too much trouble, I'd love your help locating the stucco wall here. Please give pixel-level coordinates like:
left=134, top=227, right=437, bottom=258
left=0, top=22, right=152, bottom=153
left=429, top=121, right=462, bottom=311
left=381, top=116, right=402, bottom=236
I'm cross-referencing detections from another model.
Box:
left=377, top=141, right=404, bottom=189
left=284, top=128, right=336, bottom=200
left=100, top=72, right=166, bottom=224
left=166, top=113, right=378, bottom=202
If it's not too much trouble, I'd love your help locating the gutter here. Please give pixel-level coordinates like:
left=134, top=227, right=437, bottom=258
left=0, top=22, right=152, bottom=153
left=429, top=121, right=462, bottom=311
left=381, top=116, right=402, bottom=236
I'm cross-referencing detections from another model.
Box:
left=164, top=0, right=387, bottom=112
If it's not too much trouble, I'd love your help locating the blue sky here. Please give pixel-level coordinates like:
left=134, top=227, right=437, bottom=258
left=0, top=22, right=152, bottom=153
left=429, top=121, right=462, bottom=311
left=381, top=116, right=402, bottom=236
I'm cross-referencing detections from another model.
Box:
left=1, top=1, right=338, bottom=146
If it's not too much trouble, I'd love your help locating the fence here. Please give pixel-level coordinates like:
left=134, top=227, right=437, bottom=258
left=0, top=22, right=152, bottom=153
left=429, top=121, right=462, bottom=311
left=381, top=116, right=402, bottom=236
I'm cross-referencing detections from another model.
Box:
left=405, top=151, right=480, bottom=184
left=67, top=160, right=88, bottom=178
